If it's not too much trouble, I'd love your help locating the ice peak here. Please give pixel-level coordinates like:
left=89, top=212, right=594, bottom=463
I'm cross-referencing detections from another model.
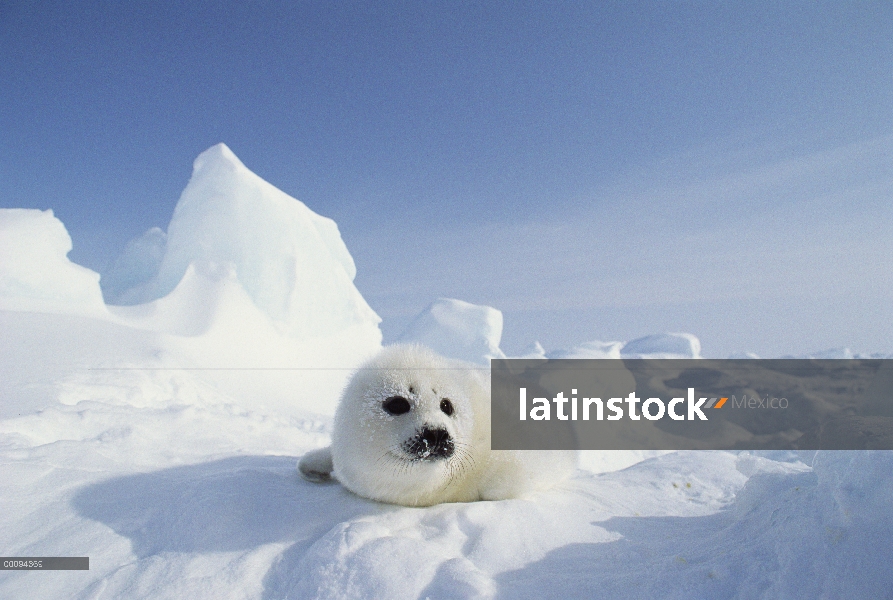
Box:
left=106, top=144, right=379, bottom=342
left=192, top=142, right=246, bottom=173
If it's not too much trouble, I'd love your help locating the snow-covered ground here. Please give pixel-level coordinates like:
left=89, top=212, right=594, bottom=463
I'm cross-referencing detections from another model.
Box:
left=2, top=145, right=890, bottom=599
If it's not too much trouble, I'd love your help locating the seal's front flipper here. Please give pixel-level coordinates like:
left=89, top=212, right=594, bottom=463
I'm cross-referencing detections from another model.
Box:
left=298, top=446, right=334, bottom=483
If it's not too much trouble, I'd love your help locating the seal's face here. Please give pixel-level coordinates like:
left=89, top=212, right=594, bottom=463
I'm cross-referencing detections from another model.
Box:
left=358, top=367, right=471, bottom=471
left=332, top=345, right=481, bottom=505
left=382, top=393, right=456, bottom=460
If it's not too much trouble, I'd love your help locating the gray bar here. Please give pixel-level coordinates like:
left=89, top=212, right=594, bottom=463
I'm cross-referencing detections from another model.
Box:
left=491, top=359, right=893, bottom=450
left=0, top=557, right=89, bottom=570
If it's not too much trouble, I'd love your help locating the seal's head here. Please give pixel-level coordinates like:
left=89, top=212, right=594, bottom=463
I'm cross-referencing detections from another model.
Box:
left=331, top=344, right=488, bottom=506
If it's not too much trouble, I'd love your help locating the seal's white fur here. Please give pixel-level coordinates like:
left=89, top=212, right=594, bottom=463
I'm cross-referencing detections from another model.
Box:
left=299, top=344, right=576, bottom=506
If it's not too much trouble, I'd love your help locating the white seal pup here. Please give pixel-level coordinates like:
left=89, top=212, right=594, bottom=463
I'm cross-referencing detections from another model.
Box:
left=299, top=344, right=577, bottom=506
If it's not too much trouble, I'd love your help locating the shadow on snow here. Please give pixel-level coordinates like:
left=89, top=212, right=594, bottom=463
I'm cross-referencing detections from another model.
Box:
left=70, top=455, right=893, bottom=599
left=70, top=455, right=378, bottom=557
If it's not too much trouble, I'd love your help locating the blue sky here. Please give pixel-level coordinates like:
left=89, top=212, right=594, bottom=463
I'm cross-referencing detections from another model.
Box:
left=2, top=1, right=891, bottom=357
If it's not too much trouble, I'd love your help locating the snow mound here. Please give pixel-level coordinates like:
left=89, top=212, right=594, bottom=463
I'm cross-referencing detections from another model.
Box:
left=105, top=260, right=378, bottom=416
left=545, top=334, right=701, bottom=360
left=109, top=143, right=380, bottom=342
left=547, top=340, right=623, bottom=359
left=0, top=209, right=106, bottom=315
left=397, top=297, right=506, bottom=364
left=621, top=332, right=702, bottom=359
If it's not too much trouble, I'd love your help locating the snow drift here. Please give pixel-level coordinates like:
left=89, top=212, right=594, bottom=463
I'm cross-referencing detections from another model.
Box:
left=544, top=333, right=701, bottom=361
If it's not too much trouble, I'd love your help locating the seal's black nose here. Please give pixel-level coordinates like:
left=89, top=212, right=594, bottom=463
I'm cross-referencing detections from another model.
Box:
left=406, top=427, right=454, bottom=460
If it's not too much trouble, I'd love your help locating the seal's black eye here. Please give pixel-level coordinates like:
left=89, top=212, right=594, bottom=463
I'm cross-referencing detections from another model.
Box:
left=440, top=398, right=454, bottom=416
left=382, top=396, right=411, bottom=415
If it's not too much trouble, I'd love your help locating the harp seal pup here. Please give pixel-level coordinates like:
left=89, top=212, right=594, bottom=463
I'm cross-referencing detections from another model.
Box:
left=298, top=344, right=577, bottom=506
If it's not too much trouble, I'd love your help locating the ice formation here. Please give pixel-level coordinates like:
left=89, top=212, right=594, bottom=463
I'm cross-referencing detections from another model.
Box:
left=101, top=226, right=167, bottom=304
left=1, top=145, right=386, bottom=417
left=397, top=297, right=506, bottom=364
left=0, top=208, right=107, bottom=315
left=108, top=143, right=380, bottom=343
left=547, top=340, right=624, bottom=359
left=545, top=333, right=701, bottom=360
left=621, top=332, right=702, bottom=359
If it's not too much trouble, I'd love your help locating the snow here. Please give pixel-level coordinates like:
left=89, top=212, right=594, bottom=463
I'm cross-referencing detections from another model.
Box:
left=547, top=340, right=623, bottom=359
left=1, top=145, right=891, bottom=599
left=0, top=209, right=107, bottom=316
left=397, top=297, right=506, bottom=365
left=620, top=332, right=702, bottom=359
left=108, top=143, right=380, bottom=343
left=542, top=333, right=701, bottom=360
